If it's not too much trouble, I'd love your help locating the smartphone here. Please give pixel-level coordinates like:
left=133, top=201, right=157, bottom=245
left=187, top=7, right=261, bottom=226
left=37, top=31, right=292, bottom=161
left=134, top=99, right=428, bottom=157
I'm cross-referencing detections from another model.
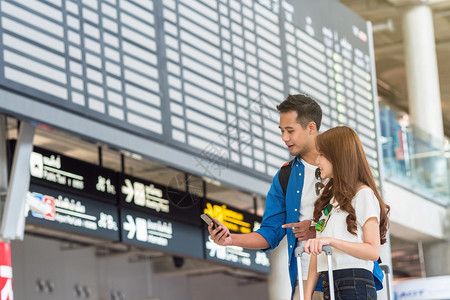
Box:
left=200, top=213, right=220, bottom=228
left=200, top=213, right=230, bottom=237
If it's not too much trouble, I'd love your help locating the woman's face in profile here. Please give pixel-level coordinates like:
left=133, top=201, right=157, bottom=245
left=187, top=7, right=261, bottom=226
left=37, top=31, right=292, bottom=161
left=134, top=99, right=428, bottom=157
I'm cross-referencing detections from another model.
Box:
left=315, top=152, right=333, bottom=179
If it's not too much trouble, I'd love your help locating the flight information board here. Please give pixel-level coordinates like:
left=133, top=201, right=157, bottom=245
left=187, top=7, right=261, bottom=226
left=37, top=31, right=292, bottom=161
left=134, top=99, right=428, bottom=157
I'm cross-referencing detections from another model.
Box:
left=27, top=184, right=120, bottom=241
left=29, top=145, right=118, bottom=203
left=0, top=0, right=380, bottom=185
left=118, top=173, right=202, bottom=226
left=20, top=145, right=271, bottom=272
left=284, top=0, right=380, bottom=181
left=120, top=208, right=204, bottom=259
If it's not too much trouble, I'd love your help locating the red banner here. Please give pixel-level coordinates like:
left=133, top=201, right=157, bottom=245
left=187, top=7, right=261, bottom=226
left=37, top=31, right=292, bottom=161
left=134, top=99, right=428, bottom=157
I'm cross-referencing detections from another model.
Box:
left=0, top=242, right=13, bottom=300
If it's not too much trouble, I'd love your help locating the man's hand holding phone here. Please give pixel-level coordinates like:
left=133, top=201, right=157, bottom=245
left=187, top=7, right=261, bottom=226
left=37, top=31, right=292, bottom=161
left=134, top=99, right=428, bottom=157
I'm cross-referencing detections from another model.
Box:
left=202, top=214, right=232, bottom=246
left=209, top=220, right=232, bottom=246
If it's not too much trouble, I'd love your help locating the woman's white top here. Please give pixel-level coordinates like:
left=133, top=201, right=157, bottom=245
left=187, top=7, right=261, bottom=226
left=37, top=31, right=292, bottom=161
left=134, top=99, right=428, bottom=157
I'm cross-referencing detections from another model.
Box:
left=316, top=187, right=380, bottom=272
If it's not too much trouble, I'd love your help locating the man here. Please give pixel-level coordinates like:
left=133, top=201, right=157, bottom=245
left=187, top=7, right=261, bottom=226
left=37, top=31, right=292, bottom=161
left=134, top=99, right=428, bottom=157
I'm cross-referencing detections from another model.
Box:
left=209, top=94, right=322, bottom=299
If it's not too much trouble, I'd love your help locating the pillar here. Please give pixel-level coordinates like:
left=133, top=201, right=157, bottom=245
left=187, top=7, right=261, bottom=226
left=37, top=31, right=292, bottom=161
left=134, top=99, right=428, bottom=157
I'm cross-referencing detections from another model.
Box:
left=423, top=207, right=450, bottom=276
left=403, top=4, right=444, bottom=141
left=403, top=3, right=450, bottom=280
left=403, top=4, right=448, bottom=192
left=423, top=241, right=450, bottom=276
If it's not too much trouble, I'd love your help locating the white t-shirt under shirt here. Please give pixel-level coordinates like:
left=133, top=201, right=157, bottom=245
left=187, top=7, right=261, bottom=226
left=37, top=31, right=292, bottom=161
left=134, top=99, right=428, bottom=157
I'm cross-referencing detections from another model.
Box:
left=316, top=187, right=380, bottom=273
left=299, top=159, right=317, bottom=223
left=297, top=159, right=320, bottom=278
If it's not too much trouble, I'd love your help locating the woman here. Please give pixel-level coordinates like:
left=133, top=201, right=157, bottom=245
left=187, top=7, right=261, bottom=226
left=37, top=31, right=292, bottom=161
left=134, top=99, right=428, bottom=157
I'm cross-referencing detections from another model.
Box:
left=304, top=126, right=390, bottom=300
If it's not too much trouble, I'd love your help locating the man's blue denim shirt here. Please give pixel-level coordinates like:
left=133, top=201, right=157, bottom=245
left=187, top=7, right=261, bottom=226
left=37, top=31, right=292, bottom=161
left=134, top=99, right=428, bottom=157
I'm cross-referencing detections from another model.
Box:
left=256, top=156, right=305, bottom=294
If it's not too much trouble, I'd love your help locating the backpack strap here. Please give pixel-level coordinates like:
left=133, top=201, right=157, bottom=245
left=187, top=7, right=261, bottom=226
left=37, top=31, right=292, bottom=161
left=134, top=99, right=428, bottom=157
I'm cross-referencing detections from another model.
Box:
left=278, top=159, right=295, bottom=196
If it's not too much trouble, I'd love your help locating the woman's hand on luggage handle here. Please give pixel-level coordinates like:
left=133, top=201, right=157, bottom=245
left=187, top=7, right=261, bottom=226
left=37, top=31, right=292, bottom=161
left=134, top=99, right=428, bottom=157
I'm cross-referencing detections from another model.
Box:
left=282, top=220, right=316, bottom=241
left=208, top=219, right=232, bottom=246
left=303, top=237, right=334, bottom=255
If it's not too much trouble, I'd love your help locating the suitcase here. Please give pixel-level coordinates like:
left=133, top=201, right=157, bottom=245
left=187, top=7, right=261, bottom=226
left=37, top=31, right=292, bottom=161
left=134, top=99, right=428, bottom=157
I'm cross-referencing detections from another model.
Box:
left=295, top=245, right=335, bottom=300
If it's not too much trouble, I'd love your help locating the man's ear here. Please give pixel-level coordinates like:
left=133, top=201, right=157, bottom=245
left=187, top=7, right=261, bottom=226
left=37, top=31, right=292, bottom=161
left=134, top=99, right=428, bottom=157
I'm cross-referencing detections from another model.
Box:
left=307, top=121, right=317, bottom=134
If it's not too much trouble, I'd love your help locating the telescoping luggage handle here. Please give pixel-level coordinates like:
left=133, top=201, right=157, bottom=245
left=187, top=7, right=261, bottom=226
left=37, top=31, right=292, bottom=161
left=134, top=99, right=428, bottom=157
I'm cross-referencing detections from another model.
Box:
left=295, top=245, right=335, bottom=300
left=380, top=264, right=392, bottom=300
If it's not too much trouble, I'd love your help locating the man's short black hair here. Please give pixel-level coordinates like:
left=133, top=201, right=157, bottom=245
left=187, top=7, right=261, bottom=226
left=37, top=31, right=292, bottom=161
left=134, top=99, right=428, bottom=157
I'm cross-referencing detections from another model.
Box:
left=276, top=94, right=322, bottom=130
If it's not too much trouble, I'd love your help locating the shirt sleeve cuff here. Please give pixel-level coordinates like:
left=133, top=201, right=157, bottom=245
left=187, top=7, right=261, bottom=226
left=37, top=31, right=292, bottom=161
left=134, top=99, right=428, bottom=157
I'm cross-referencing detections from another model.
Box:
left=255, top=228, right=279, bottom=252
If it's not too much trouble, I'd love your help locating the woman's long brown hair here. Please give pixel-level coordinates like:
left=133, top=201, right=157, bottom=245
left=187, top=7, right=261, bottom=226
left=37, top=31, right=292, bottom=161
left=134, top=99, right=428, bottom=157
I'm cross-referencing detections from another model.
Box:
left=313, top=126, right=390, bottom=244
